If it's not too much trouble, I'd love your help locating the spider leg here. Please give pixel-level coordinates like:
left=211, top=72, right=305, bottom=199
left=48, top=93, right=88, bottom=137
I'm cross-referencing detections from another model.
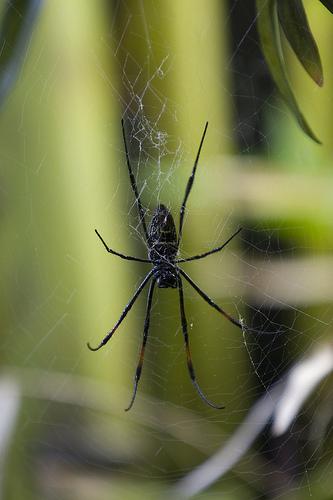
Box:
left=178, top=277, right=225, bottom=409
left=121, top=119, right=149, bottom=241
left=179, top=269, right=243, bottom=329
left=87, top=269, right=154, bottom=351
left=95, top=229, right=151, bottom=263
left=176, top=227, right=242, bottom=263
left=178, top=122, right=208, bottom=246
left=125, top=278, right=156, bottom=412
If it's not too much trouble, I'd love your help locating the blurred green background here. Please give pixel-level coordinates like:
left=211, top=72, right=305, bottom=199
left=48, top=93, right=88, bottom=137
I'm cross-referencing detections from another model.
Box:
left=1, top=1, right=333, bottom=499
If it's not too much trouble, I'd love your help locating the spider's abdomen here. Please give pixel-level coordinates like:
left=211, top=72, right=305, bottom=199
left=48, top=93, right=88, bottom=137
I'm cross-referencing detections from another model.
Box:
left=148, top=204, right=178, bottom=288
left=148, top=204, right=178, bottom=262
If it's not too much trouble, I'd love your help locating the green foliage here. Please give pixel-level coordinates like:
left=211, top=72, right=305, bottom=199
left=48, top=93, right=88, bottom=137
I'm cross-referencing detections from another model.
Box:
left=256, top=0, right=333, bottom=144
left=278, top=0, right=323, bottom=86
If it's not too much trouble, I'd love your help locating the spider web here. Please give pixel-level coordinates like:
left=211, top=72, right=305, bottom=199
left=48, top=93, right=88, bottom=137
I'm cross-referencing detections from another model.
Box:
left=2, top=1, right=333, bottom=499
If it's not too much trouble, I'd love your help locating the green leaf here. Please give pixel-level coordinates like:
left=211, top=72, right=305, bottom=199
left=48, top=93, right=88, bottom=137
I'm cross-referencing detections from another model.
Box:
left=0, top=0, right=42, bottom=107
left=256, top=0, right=321, bottom=144
left=278, top=0, right=323, bottom=86
left=319, top=0, right=333, bottom=14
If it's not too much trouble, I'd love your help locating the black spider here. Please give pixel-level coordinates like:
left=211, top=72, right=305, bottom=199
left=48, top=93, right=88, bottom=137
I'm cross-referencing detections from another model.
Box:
left=87, top=120, right=243, bottom=411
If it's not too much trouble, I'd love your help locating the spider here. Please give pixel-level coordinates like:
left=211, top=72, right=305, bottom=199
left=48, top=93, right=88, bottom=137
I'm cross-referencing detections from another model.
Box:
left=87, top=120, right=243, bottom=411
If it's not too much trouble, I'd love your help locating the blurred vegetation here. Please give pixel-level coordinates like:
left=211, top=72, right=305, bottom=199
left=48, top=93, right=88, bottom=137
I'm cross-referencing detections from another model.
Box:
left=1, top=1, right=333, bottom=499
left=256, top=0, right=332, bottom=144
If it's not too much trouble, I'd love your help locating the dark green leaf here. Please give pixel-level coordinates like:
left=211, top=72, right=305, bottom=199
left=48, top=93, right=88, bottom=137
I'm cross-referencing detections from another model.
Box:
left=256, top=0, right=321, bottom=144
left=0, top=0, right=42, bottom=107
left=319, top=0, right=333, bottom=14
left=278, top=0, right=323, bottom=86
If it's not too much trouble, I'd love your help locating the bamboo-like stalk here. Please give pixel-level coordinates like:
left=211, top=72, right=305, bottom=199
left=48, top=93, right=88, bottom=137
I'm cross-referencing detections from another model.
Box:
left=1, top=1, right=133, bottom=496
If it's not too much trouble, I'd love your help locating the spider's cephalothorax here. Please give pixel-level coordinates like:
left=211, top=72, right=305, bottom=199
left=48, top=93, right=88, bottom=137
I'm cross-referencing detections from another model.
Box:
left=88, top=120, right=244, bottom=412
left=148, top=204, right=178, bottom=289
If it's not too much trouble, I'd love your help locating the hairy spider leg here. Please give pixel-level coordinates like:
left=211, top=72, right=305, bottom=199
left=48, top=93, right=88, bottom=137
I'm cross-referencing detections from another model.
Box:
left=179, top=269, right=243, bottom=329
left=87, top=270, right=154, bottom=351
left=178, top=121, right=208, bottom=246
left=176, top=227, right=243, bottom=263
left=121, top=119, right=149, bottom=241
left=125, top=278, right=156, bottom=412
left=178, top=277, right=225, bottom=409
left=95, top=229, right=151, bottom=263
